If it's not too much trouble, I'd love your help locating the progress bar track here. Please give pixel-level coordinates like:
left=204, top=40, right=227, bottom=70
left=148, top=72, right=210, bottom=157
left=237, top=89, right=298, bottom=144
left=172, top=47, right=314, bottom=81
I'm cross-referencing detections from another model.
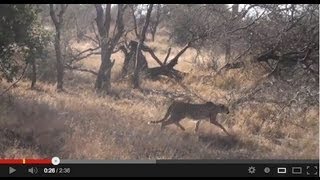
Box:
left=59, top=160, right=319, bottom=164
left=60, top=160, right=156, bottom=164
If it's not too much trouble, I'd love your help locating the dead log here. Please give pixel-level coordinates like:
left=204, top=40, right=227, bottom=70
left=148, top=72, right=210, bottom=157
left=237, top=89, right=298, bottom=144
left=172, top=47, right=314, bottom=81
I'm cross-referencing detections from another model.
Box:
left=146, top=66, right=185, bottom=81
left=119, top=37, right=195, bottom=81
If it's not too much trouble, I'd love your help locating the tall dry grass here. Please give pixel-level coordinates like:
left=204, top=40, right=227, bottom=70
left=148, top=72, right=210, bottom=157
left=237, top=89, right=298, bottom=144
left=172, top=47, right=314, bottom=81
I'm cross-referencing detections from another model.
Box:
left=0, top=32, right=318, bottom=160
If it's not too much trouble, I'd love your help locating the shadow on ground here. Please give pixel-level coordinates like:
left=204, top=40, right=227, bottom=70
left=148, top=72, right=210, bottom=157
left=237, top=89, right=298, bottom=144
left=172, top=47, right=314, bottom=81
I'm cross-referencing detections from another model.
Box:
left=197, top=133, right=242, bottom=150
left=0, top=94, right=68, bottom=157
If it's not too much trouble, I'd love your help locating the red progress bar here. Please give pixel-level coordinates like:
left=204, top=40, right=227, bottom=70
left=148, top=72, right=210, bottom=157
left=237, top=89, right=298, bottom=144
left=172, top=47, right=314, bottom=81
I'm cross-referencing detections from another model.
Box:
left=0, top=159, right=23, bottom=164
left=25, top=159, right=52, bottom=165
left=0, top=159, right=52, bottom=165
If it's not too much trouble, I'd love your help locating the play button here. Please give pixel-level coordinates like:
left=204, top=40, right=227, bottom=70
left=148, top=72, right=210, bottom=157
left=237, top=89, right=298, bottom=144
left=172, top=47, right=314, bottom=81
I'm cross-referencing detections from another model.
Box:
left=9, top=167, right=16, bottom=174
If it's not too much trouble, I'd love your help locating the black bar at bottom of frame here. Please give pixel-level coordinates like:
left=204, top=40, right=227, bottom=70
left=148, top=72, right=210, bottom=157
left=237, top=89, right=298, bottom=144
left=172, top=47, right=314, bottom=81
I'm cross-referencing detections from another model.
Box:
left=0, top=163, right=318, bottom=177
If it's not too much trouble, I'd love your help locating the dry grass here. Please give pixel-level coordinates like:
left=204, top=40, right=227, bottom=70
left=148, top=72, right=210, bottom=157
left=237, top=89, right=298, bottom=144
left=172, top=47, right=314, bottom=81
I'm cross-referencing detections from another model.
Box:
left=0, top=32, right=318, bottom=160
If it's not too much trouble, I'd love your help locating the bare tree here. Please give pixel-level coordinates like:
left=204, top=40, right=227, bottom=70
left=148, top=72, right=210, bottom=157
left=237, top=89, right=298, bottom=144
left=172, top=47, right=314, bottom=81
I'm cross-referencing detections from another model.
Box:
left=50, top=4, right=68, bottom=91
left=133, top=4, right=153, bottom=89
left=94, top=4, right=126, bottom=93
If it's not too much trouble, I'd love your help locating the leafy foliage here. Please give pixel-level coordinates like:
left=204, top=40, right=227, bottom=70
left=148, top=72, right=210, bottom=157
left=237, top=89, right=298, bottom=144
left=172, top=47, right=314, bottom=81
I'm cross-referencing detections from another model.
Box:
left=0, top=4, right=50, bottom=82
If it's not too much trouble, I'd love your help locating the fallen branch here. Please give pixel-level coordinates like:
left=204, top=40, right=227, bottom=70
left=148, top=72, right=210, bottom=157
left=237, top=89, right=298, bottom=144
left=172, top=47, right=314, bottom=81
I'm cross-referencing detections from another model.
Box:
left=163, top=47, right=171, bottom=65
left=142, top=45, right=164, bottom=66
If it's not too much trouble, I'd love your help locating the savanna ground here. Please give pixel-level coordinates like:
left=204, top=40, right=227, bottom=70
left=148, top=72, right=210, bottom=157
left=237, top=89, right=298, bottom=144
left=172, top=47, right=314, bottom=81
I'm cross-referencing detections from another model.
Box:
left=0, top=30, right=319, bottom=160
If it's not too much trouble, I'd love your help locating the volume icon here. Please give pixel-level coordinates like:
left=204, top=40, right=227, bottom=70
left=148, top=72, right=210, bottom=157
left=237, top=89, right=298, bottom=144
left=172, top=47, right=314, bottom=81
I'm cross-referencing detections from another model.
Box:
left=28, top=167, right=38, bottom=174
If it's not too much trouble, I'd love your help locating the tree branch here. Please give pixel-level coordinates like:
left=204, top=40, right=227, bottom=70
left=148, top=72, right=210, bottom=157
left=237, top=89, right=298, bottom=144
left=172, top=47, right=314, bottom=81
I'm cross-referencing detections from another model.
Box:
left=82, top=34, right=100, bottom=45
left=49, top=4, right=58, bottom=25
left=171, top=42, right=191, bottom=61
left=130, top=5, right=140, bottom=38
left=163, top=47, right=171, bottom=65
left=94, top=4, right=105, bottom=36
left=70, top=46, right=101, bottom=62
left=229, top=9, right=266, bottom=34
left=110, top=4, right=126, bottom=48
left=65, top=64, right=98, bottom=76
left=142, top=46, right=163, bottom=66
left=104, top=4, right=112, bottom=38
left=139, top=4, right=153, bottom=42
left=91, top=21, right=100, bottom=44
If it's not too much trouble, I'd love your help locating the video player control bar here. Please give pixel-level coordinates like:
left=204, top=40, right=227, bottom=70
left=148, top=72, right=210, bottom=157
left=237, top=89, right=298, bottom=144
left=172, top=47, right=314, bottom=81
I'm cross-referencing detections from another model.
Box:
left=0, top=159, right=318, bottom=177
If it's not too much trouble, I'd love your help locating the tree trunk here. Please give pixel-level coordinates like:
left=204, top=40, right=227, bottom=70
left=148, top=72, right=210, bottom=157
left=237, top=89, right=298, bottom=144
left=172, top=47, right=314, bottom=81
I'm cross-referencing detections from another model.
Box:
left=133, top=44, right=143, bottom=88
left=150, top=4, right=161, bottom=42
left=50, top=4, right=67, bottom=91
left=225, top=38, right=231, bottom=63
left=30, top=58, right=36, bottom=89
left=95, top=43, right=113, bottom=92
left=119, top=46, right=130, bottom=78
left=94, top=4, right=124, bottom=93
left=225, top=4, right=239, bottom=63
left=120, top=44, right=138, bottom=78
left=232, top=4, right=239, bottom=17
left=133, top=4, right=153, bottom=89
left=151, top=29, right=156, bottom=42
left=54, top=29, right=64, bottom=91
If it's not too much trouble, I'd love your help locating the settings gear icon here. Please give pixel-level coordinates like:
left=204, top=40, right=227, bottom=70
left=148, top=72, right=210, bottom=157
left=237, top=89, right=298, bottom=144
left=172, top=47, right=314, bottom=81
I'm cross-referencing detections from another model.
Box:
left=248, top=166, right=256, bottom=174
